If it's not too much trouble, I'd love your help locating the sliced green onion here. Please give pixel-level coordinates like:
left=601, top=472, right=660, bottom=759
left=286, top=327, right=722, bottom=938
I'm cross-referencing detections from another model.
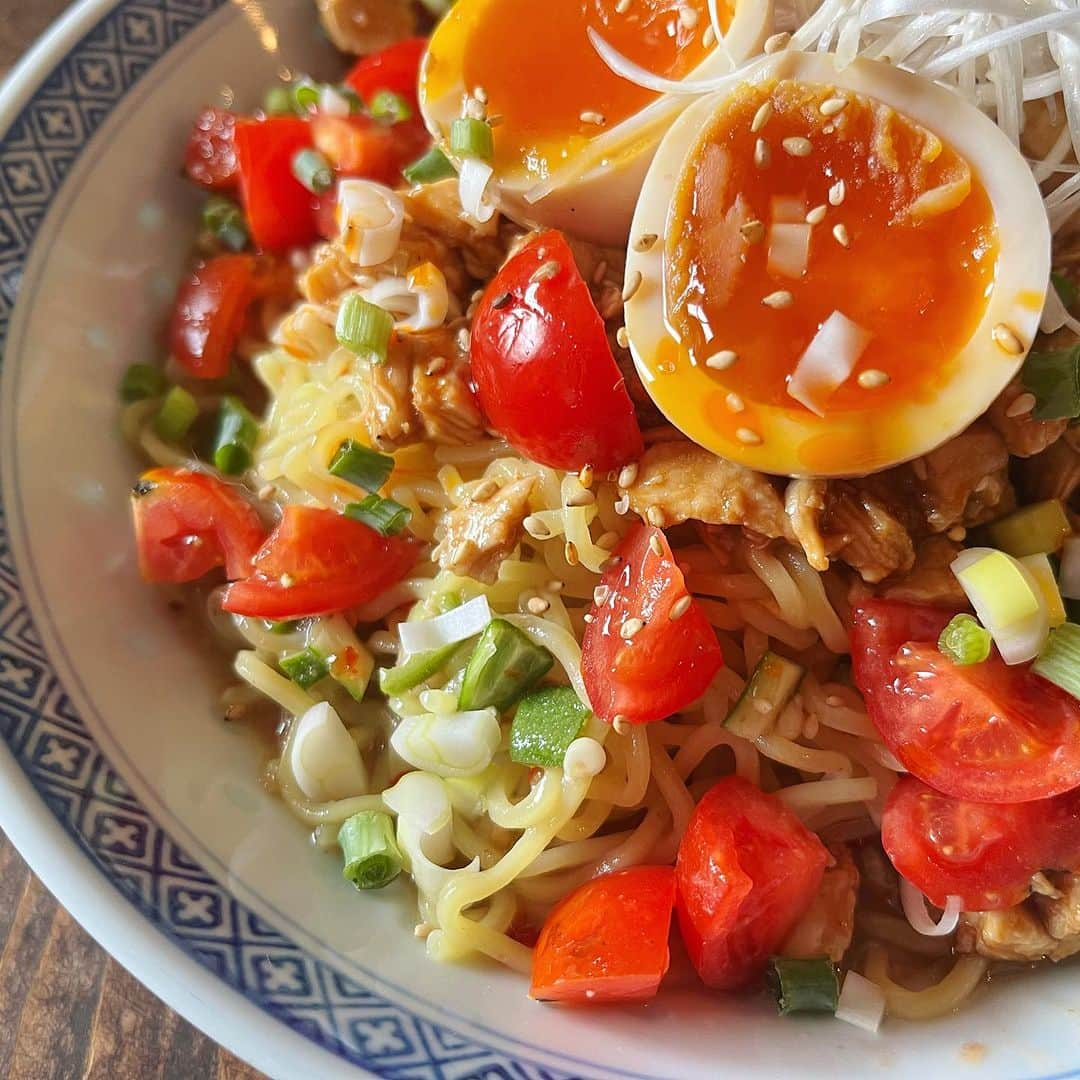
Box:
left=280, top=647, right=330, bottom=689
left=510, top=686, right=591, bottom=768
left=938, top=614, right=992, bottom=666
left=1022, top=553, right=1067, bottom=628
left=265, top=619, right=299, bottom=634
left=726, top=652, right=804, bottom=739
left=336, top=293, right=394, bottom=362
left=264, top=85, right=294, bottom=116
left=1033, top=622, right=1080, bottom=700
left=202, top=195, right=249, bottom=252
left=291, top=148, right=334, bottom=194
left=329, top=439, right=394, bottom=493
left=153, top=386, right=199, bottom=442
left=291, top=80, right=320, bottom=113
left=120, top=362, right=167, bottom=403
left=345, top=494, right=412, bottom=535
left=1052, top=271, right=1079, bottom=310
left=370, top=89, right=412, bottom=125
left=766, top=957, right=839, bottom=1016
left=337, top=85, right=363, bottom=114
left=379, top=643, right=461, bottom=696
left=459, top=618, right=554, bottom=712
left=987, top=500, right=1071, bottom=558
left=1021, top=343, right=1080, bottom=420
left=212, top=395, right=258, bottom=475
left=338, top=811, right=403, bottom=890
left=450, top=116, right=494, bottom=161
left=402, top=146, right=456, bottom=185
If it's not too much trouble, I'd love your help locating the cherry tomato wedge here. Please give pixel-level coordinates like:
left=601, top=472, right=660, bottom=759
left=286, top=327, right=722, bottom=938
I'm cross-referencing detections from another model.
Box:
left=310, top=114, right=428, bottom=188
left=183, top=106, right=238, bottom=190
left=131, top=468, right=266, bottom=584
left=530, top=866, right=676, bottom=1004
left=676, top=776, right=829, bottom=990
left=344, top=37, right=427, bottom=113
left=233, top=117, right=319, bottom=252
left=882, top=776, right=1080, bottom=911
left=852, top=599, right=1080, bottom=803
left=221, top=505, right=418, bottom=619
left=582, top=523, right=723, bottom=724
left=470, top=230, right=644, bottom=472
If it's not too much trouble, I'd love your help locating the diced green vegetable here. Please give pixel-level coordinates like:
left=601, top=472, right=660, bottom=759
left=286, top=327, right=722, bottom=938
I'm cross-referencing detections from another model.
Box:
left=212, top=395, right=259, bottom=475
left=450, top=117, right=493, bottom=161
left=1033, top=622, right=1080, bottom=700
left=725, top=651, right=804, bottom=739
left=1053, top=271, right=1079, bottom=310
left=280, top=647, right=330, bottom=689
left=459, top=618, right=554, bottom=712
left=265, top=619, right=299, bottom=634
left=336, top=294, right=394, bottom=362
left=345, top=494, right=412, bottom=536
left=938, top=614, right=992, bottom=666
left=380, top=643, right=460, bottom=696
left=202, top=195, right=249, bottom=252
left=263, top=85, right=294, bottom=116
left=987, top=500, right=1071, bottom=558
left=402, top=146, right=456, bottom=185
left=510, top=686, right=590, bottom=768
left=767, top=957, right=839, bottom=1015
left=291, top=80, right=320, bottom=113
left=154, top=386, right=199, bottom=442
left=120, top=362, right=167, bottom=403
left=1021, top=344, right=1080, bottom=420
left=370, top=90, right=412, bottom=124
left=329, top=439, right=394, bottom=493
left=435, top=590, right=462, bottom=614
left=291, top=148, right=333, bottom=194
left=338, top=811, right=403, bottom=890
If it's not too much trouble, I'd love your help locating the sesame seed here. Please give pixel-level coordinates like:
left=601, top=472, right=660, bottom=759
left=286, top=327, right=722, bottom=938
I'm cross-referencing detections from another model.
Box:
left=548, top=579, right=565, bottom=592
left=594, top=584, right=611, bottom=605
left=564, top=540, right=579, bottom=566
left=257, top=483, right=276, bottom=500
left=1005, top=391, right=1037, bottom=418
left=669, top=595, right=692, bottom=621
left=725, top=391, right=745, bottom=413
left=992, top=323, right=1025, bottom=355
left=491, top=291, right=512, bottom=310
left=702, top=24, right=717, bottom=47
left=620, top=617, right=645, bottom=639
left=649, top=534, right=664, bottom=556
left=832, top=223, right=850, bottom=247
left=762, top=290, right=793, bottom=309
left=764, top=31, right=790, bottom=52
left=706, top=349, right=738, bottom=370
left=615, top=493, right=631, bottom=515
left=622, top=270, right=643, bottom=302
left=618, top=462, right=639, bottom=488
left=566, top=487, right=596, bottom=507
left=615, top=0, right=631, bottom=9
left=583, top=612, right=594, bottom=623
left=828, top=179, right=846, bottom=206
left=523, top=514, right=551, bottom=539
left=657, top=361, right=676, bottom=374
left=578, top=464, right=594, bottom=488
left=752, top=698, right=773, bottom=714
left=580, top=110, right=606, bottom=126
left=857, top=368, right=890, bottom=389
left=616, top=326, right=630, bottom=349
left=279, top=573, right=295, bottom=588
left=679, top=6, right=699, bottom=29
left=527, top=595, right=551, bottom=615
left=736, top=427, right=763, bottom=445
left=592, top=260, right=608, bottom=285
left=754, top=138, right=771, bottom=168
left=415, top=922, right=434, bottom=938
left=474, top=86, right=488, bottom=104
left=819, top=96, right=848, bottom=117
left=471, top=478, right=499, bottom=501
left=782, top=136, right=813, bottom=157
left=600, top=554, right=622, bottom=571
left=751, top=101, right=773, bottom=133
left=825, top=695, right=845, bottom=707
left=805, top=204, right=827, bottom=225
left=530, top=259, right=561, bottom=283
left=646, top=506, right=666, bottom=527
left=912, top=457, right=929, bottom=481
left=425, top=355, right=448, bottom=376
left=597, top=530, right=620, bottom=550
left=613, top=716, right=631, bottom=734
left=740, top=219, right=766, bottom=244
left=487, top=114, right=504, bottom=127
left=633, top=232, right=659, bottom=252
left=947, top=525, right=967, bottom=542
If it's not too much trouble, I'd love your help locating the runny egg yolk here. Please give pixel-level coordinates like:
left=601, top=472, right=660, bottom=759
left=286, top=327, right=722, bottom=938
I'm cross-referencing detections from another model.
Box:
left=423, top=0, right=719, bottom=178
left=663, top=79, right=998, bottom=423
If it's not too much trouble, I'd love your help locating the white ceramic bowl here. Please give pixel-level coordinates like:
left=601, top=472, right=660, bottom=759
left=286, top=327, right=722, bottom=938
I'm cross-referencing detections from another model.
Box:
left=1, top=3, right=1078, bottom=1077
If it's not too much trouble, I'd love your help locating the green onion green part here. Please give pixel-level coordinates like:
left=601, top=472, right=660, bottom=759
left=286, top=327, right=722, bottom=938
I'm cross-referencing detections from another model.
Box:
left=1033, top=622, right=1080, bottom=700
left=291, top=148, right=334, bottom=194
left=459, top=618, right=555, bottom=712
left=938, top=613, right=992, bottom=666
left=337, top=85, right=363, bottom=114
left=120, top=362, right=167, bottom=403
left=345, top=494, right=412, bottom=536
left=450, top=117, right=494, bottom=161
left=329, top=439, right=394, bottom=493
left=379, top=643, right=460, bottom=696
left=1021, top=344, right=1080, bottom=420
left=212, top=395, right=259, bottom=475
left=280, top=647, right=330, bottom=689
left=338, top=811, right=403, bottom=890
left=726, top=651, right=804, bottom=739
left=402, top=146, right=457, bottom=185
left=766, top=957, right=839, bottom=1016
left=153, top=386, right=199, bottom=442
left=510, top=686, right=591, bottom=769
left=370, top=89, right=412, bottom=125
left=987, top=499, right=1071, bottom=558
left=265, top=619, right=300, bottom=635
left=263, top=85, right=294, bottom=116
left=291, top=80, right=320, bottom=113
left=336, top=293, right=394, bottom=362
left=202, top=195, right=249, bottom=252
left=1053, top=272, right=1079, bottom=310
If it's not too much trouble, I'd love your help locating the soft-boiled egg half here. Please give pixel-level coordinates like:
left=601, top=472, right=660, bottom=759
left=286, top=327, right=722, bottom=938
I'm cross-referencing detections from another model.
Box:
left=419, top=0, right=772, bottom=245
left=623, top=50, right=1051, bottom=478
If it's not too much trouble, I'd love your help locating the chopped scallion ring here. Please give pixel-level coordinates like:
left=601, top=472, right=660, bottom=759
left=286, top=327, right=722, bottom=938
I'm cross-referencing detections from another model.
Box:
left=766, top=957, right=839, bottom=1015
left=338, top=811, right=404, bottom=890
left=336, top=294, right=394, bottom=362
left=402, top=147, right=456, bottom=185
left=937, top=614, right=992, bottom=666
left=450, top=116, right=494, bottom=162
left=380, top=643, right=461, bottom=696
left=345, top=493, right=412, bottom=536
left=291, top=80, right=320, bottom=114
left=329, top=439, right=394, bottom=493
left=153, top=386, right=199, bottom=442
left=458, top=618, right=554, bottom=712
left=1033, top=622, right=1080, bottom=700
left=370, top=90, right=412, bottom=125
left=201, top=195, right=249, bottom=252
left=291, top=148, right=334, bottom=194
left=119, top=362, right=167, bottom=403
left=263, top=85, right=294, bottom=116
left=280, top=646, right=330, bottom=689
left=212, top=395, right=258, bottom=475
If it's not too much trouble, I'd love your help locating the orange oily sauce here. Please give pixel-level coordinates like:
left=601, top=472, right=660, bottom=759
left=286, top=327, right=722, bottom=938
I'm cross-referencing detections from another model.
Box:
left=425, top=0, right=718, bottom=177
left=664, top=79, right=998, bottom=421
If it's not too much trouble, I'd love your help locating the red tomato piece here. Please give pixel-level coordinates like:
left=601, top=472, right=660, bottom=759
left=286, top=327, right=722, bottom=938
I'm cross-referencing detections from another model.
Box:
left=131, top=468, right=266, bottom=584
left=183, top=106, right=238, bottom=190
left=221, top=505, right=418, bottom=619
left=676, top=776, right=829, bottom=990
left=530, top=866, right=676, bottom=1003
left=882, top=776, right=1080, bottom=911
left=168, top=253, right=256, bottom=379
left=233, top=117, right=319, bottom=252
left=582, top=523, right=723, bottom=724
left=344, top=37, right=427, bottom=113
left=470, top=230, right=644, bottom=472
left=310, top=114, right=427, bottom=188
left=851, top=599, right=1080, bottom=803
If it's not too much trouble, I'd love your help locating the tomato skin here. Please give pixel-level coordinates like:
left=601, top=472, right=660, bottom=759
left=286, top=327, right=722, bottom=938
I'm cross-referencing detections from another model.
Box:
left=582, top=524, right=722, bottom=724
left=310, top=114, right=427, bottom=187
left=882, top=777, right=1080, bottom=911
left=132, top=468, right=266, bottom=583
left=233, top=117, right=319, bottom=251
left=344, top=37, right=427, bottom=113
left=470, top=231, right=644, bottom=472
left=852, top=599, right=1080, bottom=803
left=676, top=777, right=829, bottom=990
left=221, top=505, right=418, bottom=619
left=530, top=866, right=676, bottom=1003
left=168, top=253, right=256, bottom=379
left=183, top=106, right=238, bottom=190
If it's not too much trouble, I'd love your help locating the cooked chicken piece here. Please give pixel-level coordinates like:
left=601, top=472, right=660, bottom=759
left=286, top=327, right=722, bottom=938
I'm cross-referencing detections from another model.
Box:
left=916, top=423, right=1013, bottom=532
left=402, top=181, right=510, bottom=280
left=879, top=535, right=967, bottom=607
left=301, top=243, right=356, bottom=306
left=433, top=477, right=537, bottom=583
left=315, top=0, right=417, bottom=54
left=411, top=354, right=485, bottom=445
left=781, top=846, right=860, bottom=964
left=1018, top=427, right=1080, bottom=504
left=988, top=379, right=1067, bottom=458
left=365, top=346, right=414, bottom=449
left=1034, top=872, right=1080, bottom=958
left=821, top=482, right=916, bottom=584
left=785, top=479, right=829, bottom=571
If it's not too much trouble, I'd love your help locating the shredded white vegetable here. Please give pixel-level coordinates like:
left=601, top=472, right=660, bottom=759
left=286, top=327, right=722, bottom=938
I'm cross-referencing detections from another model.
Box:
left=788, top=311, right=872, bottom=416
left=399, top=595, right=492, bottom=655
left=336, top=179, right=404, bottom=266
left=835, top=971, right=887, bottom=1033
left=900, top=879, right=964, bottom=937
left=459, top=157, right=496, bottom=223
left=768, top=222, right=812, bottom=278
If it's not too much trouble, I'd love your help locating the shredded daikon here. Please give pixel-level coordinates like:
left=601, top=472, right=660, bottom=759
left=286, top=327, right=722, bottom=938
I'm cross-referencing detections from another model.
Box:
left=835, top=971, right=887, bottom=1033
left=787, top=311, right=872, bottom=416
left=399, top=595, right=492, bottom=655
left=768, top=222, right=812, bottom=278
left=900, top=879, right=964, bottom=937
left=458, top=157, right=496, bottom=223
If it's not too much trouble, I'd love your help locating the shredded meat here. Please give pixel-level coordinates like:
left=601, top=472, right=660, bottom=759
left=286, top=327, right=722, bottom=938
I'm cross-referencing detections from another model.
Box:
left=785, top=479, right=829, bottom=571
left=314, top=0, right=416, bottom=54
left=780, top=846, right=860, bottom=964
left=916, top=423, right=1013, bottom=532
left=433, top=477, right=536, bottom=583
left=1019, top=427, right=1080, bottom=504
left=819, top=482, right=916, bottom=584
left=988, top=379, right=1068, bottom=458
left=879, top=535, right=967, bottom=606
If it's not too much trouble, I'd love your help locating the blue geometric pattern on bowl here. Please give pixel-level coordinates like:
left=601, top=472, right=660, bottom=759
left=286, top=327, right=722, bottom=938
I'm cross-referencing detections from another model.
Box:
left=0, top=3, right=574, bottom=1075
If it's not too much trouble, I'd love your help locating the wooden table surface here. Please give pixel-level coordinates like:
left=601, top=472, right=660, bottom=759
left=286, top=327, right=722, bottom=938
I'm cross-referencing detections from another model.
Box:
left=0, top=4, right=264, bottom=1077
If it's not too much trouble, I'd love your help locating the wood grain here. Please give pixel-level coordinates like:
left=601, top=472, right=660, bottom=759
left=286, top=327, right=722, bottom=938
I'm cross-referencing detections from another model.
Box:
left=0, top=3, right=267, bottom=1078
